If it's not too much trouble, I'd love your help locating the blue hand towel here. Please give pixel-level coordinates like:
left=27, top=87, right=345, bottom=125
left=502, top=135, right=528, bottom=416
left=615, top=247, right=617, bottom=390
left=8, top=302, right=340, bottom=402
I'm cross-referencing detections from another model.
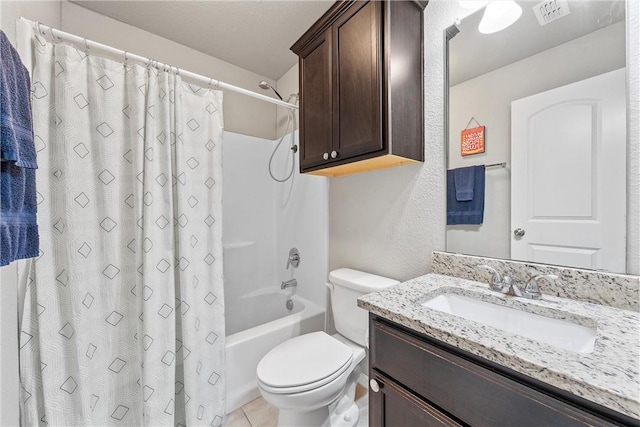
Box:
left=447, top=165, right=485, bottom=225
left=0, top=30, right=39, bottom=266
left=1, top=30, right=37, bottom=168
left=453, top=166, right=475, bottom=201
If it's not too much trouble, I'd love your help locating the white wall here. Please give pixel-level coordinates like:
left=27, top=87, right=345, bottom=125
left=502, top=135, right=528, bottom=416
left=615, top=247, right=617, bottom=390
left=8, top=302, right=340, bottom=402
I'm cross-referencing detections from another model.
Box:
left=0, top=1, right=61, bottom=45
left=447, top=22, right=626, bottom=261
left=276, top=63, right=299, bottom=138
left=0, top=264, right=20, bottom=426
left=60, top=1, right=278, bottom=140
left=627, top=0, right=640, bottom=275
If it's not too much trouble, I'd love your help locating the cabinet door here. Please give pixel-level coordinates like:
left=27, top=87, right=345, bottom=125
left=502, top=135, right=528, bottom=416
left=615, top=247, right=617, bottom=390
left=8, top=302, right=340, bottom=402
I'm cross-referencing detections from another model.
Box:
left=371, top=319, right=621, bottom=427
left=299, top=30, right=333, bottom=171
left=369, top=374, right=462, bottom=427
left=332, top=0, right=383, bottom=162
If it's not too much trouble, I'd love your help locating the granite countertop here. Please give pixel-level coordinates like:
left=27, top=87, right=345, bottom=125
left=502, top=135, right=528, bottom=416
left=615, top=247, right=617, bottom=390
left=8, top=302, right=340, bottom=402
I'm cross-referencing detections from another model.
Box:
left=358, top=273, right=640, bottom=420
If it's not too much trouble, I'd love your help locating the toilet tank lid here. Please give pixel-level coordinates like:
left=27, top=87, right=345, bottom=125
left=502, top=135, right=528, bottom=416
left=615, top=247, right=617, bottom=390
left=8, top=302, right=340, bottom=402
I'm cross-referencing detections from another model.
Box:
left=329, top=268, right=400, bottom=293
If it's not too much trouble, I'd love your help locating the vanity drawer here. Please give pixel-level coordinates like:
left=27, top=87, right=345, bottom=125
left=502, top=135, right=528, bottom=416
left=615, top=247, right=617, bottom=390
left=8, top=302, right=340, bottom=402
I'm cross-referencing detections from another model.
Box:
left=370, top=319, right=617, bottom=427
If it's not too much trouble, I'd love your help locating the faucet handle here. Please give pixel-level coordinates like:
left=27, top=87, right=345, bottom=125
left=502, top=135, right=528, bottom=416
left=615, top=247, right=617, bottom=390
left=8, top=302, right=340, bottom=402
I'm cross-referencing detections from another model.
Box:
left=286, top=247, right=300, bottom=270
left=523, top=274, right=558, bottom=299
left=477, top=265, right=503, bottom=289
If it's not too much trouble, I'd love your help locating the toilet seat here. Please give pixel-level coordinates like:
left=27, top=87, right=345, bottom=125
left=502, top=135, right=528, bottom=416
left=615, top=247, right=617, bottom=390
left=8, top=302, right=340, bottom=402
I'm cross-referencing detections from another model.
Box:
left=257, top=332, right=354, bottom=395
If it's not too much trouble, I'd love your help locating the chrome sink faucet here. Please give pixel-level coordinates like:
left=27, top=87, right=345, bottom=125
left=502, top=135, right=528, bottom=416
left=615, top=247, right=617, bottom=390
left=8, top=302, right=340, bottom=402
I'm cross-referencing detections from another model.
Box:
left=477, top=265, right=558, bottom=300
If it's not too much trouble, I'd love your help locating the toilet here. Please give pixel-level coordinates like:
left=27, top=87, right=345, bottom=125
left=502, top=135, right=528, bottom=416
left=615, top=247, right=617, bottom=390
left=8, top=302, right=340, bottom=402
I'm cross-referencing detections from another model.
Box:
left=256, top=268, right=399, bottom=427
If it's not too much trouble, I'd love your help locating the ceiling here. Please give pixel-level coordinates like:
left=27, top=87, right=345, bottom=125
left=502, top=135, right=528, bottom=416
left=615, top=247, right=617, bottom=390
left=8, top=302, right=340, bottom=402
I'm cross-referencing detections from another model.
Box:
left=71, top=1, right=333, bottom=80
left=450, top=0, right=625, bottom=85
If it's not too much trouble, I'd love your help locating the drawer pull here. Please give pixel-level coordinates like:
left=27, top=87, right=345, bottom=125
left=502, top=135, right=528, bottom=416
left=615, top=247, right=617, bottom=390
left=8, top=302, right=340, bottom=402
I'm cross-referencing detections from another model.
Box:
left=370, top=378, right=382, bottom=393
left=323, top=152, right=329, bottom=160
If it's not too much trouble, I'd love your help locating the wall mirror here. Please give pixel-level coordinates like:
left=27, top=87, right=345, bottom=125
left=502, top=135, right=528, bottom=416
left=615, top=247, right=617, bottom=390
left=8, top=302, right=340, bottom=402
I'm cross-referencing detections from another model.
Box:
left=445, top=0, right=629, bottom=274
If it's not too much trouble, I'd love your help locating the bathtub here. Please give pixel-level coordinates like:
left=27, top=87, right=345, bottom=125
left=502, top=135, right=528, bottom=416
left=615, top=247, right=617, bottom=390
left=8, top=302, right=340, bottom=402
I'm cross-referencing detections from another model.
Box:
left=225, top=288, right=325, bottom=413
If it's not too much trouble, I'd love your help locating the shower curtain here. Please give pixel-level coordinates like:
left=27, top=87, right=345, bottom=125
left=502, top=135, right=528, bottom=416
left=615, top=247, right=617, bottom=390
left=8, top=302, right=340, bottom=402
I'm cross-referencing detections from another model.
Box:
left=19, top=33, right=225, bottom=426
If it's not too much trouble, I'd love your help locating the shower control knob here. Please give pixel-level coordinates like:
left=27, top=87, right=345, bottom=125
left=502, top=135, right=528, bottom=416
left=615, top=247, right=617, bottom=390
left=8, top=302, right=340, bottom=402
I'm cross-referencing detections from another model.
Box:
left=513, top=228, right=526, bottom=237
left=369, top=379, right=382, bottom=393
left=330, top=150, right=338, bottom=159
left=323, top=152, right=329, bottom=160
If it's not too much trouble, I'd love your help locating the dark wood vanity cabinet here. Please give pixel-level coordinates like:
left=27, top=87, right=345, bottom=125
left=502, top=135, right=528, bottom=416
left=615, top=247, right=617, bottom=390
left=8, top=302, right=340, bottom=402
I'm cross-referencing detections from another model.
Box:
left=291, top=0, right=427, bottom=177
left=369, top=316, right=637, bottom=427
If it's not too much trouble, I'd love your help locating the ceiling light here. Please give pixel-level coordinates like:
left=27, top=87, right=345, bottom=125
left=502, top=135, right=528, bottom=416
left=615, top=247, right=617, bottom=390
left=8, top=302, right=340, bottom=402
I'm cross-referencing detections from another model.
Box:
left=478, top=0, right=523, bottom=34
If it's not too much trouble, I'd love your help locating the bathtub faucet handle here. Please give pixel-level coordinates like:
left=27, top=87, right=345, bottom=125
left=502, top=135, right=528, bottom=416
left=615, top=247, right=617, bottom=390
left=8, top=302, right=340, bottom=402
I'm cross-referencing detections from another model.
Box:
left=281, top=279, right=297, bottom=290
left=286, top=247, right=300, bottom=269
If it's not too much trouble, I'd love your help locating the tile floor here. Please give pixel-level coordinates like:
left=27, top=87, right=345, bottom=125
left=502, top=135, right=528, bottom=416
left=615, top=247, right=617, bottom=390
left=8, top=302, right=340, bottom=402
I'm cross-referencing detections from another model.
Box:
left=225, top=384, right=369, bottom=427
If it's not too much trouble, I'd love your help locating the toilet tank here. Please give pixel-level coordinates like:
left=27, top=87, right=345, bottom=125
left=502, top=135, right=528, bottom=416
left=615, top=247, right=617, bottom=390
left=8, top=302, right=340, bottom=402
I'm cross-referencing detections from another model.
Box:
left=328, top=268, right=399, bottom=347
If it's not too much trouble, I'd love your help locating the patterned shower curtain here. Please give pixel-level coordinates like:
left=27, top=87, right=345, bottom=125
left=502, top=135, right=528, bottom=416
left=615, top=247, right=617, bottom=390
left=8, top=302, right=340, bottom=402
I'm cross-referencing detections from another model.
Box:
left=19, top=33, right=225, bottom=426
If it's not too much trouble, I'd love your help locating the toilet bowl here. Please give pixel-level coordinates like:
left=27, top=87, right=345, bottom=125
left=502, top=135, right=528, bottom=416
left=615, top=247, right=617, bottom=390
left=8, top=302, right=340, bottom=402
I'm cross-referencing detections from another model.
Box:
left=257, top=332, right=365, bottom=426
left=256, top=269, right=399, bottom=427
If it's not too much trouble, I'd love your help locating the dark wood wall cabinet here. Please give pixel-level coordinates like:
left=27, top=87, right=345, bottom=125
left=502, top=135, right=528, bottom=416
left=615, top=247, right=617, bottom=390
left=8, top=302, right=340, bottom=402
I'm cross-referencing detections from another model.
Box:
left=369, top=315, right=640, bottom=427
left=291, top=0, right=427, bottom=177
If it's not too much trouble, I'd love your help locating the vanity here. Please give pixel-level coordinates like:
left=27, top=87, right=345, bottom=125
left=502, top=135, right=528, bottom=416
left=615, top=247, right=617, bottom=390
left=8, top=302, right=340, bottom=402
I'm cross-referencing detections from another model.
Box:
left=359, top=253, right=640, bottom=427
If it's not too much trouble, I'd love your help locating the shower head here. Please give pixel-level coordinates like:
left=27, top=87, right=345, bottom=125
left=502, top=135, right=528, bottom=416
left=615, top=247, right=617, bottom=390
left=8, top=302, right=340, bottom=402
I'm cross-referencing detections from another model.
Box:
left=258, top=80, right=283, bottom=101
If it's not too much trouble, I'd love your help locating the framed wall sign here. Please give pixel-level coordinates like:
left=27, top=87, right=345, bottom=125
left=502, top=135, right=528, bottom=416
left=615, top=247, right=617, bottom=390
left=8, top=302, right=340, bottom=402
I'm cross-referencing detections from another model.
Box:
left=461, top=117, right=485, bottom=156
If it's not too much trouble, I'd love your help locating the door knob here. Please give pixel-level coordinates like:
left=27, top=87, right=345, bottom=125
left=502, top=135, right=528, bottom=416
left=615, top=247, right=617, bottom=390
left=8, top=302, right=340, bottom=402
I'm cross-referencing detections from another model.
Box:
left=513, top=228, right=526, bottom=237
left=369, top=379, right=382, bottom=393
left=330, top=150, right=338, bottom=159
left=323, top=152, right=329, bottom=160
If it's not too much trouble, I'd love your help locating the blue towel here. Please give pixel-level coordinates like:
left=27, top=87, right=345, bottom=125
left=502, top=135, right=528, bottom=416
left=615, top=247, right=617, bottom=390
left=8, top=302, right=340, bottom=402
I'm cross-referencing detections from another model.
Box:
left=453, top=166, right=475, bottom=201
left=1, top=30, right=39, bottom=266
left=447, top=165, right=485, bottom=225
left=1, top=31, right=37, bottom=168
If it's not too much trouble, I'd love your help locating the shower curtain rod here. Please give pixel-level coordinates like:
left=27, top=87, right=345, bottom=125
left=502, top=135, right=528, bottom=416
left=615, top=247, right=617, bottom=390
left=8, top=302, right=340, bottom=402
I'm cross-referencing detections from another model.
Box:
left=20, top=18, right=298, bottom=111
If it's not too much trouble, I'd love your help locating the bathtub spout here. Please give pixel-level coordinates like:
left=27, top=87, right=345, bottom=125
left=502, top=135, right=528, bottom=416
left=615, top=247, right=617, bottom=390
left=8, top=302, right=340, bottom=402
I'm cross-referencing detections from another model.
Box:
left=281, top=279, right=297, bottom=290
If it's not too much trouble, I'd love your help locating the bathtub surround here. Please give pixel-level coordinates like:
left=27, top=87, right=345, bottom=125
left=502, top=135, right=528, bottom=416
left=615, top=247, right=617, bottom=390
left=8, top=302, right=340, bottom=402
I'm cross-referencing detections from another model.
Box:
left=432, top=251, right=640, bottom=311
left=222, top=131, right=328, bottom=314
left=19, top=31, right=225, bottom=425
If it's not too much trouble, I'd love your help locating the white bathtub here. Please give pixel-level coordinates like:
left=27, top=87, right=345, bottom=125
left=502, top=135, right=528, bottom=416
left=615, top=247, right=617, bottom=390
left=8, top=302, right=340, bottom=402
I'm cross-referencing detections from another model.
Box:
left=225, top=288, right=325, bottom=413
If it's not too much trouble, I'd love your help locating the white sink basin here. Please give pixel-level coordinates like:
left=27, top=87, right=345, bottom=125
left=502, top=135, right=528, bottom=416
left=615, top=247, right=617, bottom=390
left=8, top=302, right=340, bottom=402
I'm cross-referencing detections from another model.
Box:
left=422, top=293, right=596, bottom=353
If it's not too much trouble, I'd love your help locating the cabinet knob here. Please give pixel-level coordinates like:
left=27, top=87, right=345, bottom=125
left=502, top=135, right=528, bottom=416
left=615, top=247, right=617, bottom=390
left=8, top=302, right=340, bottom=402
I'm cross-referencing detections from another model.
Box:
left=331, top=150, right=338, bottom=159
left=323, top=152, right=329, bottom=160
left=369, top=378, right=382, bottom=393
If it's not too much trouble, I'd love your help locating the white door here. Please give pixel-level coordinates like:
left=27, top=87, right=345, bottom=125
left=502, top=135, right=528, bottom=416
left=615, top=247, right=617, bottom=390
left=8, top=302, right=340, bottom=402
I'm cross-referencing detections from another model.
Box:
left=511, top=68, right=626, bottom=272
